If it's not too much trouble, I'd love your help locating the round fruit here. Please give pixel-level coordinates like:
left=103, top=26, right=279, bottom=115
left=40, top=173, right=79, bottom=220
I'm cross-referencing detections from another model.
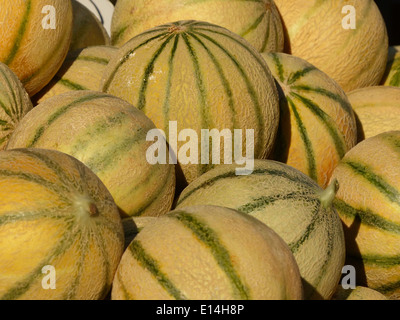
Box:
left=0, top=0, right=73, bottom=96
left=112, top=205, right=303, bottom=300
left=33, top=45, right=118, bottom=104
left=381, top=46, right=400, bottom=87
left=0, top=62, right=33, bottom=149
left=101, top=20, right=280, bottom=185
left=176, top=159, right=345, bottom=300
left=347, top=86, right=400, bottom=142
left=0, top=148, right=124, bottom=300
left=122, top=216, right=158, bottom=249
left=110, top=0, right=284, bottom=53
left=262, top=52, right=357, bottom=188
left=330, top=131, right=400, bottom=299
left=332, top=286, right=388, bottom=300
left=274, top=0, right=388, bottom=92
left=6, top=90, right=176, bottom=218
left=69, top=0, right=111, bottom=52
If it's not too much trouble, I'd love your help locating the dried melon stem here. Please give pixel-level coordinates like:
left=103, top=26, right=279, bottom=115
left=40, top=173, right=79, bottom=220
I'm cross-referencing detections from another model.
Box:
left=319, top=178, right=339, bottom=209
left=74, top=195, right=100, bottom=220
left=168, top=25, right=186, bottom=34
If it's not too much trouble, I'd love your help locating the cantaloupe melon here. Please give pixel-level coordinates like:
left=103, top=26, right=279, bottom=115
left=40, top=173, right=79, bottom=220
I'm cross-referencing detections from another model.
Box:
left=33, top=45, right=118, bottom=104
left=111, top=0, right=284, bottom=53
left=6, top=90, right=176, bottom=218
left=381, top=46, right=400, bottom=87
left=176, top=159, right=345, bottom=300
left=122, top=216, right=158, bottom=249
left=112, top=205, right=304, bottom=300
left=0, top=62, right=33, bottom=149
left=69, top=0, right=111, bottom=52
left=261, top=52, right=357, bottom=188
left=274, top=0, right=388, bottom=92
left=330, top=131, right=400, bottom=299
left=101, top=20, right=280, bottom=185
left=332, top=285, right=389, bottom=300
left=347, top=86, right=400, bottom=142
left=0, top=0, right=73, bottom=96
left=0, top=148, right=124, bottom=300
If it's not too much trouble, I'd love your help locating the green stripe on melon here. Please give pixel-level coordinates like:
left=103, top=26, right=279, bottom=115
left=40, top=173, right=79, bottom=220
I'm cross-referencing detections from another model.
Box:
left=4, top=0, right=32, bottom=66
left=101, top=20, right=280, bottom=185
left=261, top=52, right=357, bottom=188
left=33, top=46, right=118, bottom=105
left=176, top=159, right=345, bottom=300
left=273, top=0, right=388, bottom=92
left=112, top=205, right=303, bottom=300
left=6, top=90, right=176, bottom=218
left=330, top=131, right=400, bottom=299
left=0, top=62, right=33, bottom=149
left=110, top=0, right=284, bottom=53
left=0, top=0, right=74, bottom=96
left=0, top=148, right=124, bottom=300
left=381, top=46, right=400, bottom=87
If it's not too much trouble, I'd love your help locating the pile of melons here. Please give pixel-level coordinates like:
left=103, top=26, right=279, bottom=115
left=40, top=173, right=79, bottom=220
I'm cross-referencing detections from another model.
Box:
left=1, top=0, right=399, bottom=300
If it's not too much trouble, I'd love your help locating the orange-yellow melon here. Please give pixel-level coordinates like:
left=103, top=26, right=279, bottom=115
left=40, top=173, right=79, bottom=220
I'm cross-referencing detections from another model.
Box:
left=6, top=90, right=176, bottom=218
left=112, top=205, right=304, bottom=300
left=0, top=0, right=73, bottom=96
left=274, top=0, right=388, bottom=92
left=0, top=62, right=33, bottom=149
left=330, top=131, right=400, bottom=299
left=33, top=45, right=118, bottom=104
left=111, top=0, right=284, bottom=53
left=0, top=148, right=124, bottom=300
left=347, top=86, right=400, bottom=142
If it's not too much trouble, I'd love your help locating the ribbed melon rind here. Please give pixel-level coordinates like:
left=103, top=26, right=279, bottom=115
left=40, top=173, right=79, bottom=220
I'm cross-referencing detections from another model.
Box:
left=110, top=0, right=284, bottom=53
left=176, top=159, right=345, bottom=300
left=262, top=52, right=357, bottom=188
left=347, top=86, right=400, bottom=142
left=0, top=0, right=74, bottom=96
left=330, top=131, right=400, bottom=299
left=101, top=20, right=280, bottom=184
left=112, top=205, right=303, bottom=300
left=0, top=62, right=33, bottom=149
left=274, top=0, right=388, bottom=92
left=0, top=148, right=124, bottom=300
left=6, top=90, right=176, bottom=218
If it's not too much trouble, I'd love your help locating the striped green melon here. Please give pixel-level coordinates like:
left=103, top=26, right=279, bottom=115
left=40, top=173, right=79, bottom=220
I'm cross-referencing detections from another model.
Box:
left=112, top=205, right=303, bottom=300
left=0, top=148, right=124, bottom=300
left=0, top=0, right=73, bottom=96
left=33, top=45, right=118, bottom=104
left=69, top=0, right=111, bottom=52
left=6, top=90, right=176, bottom=218
left=122, top=216, right=158, bottom=249
left=332, top=286, right=388, bottom=300
left=261, top=52, right=358, bottom=188
left=274, top=0, right=388, bottom=92
left=330, top=131, right=400, bottom=299
left=176, top=159, right=345, bottom=300
left=0, top=62, right=33, bottom=149
left=111, top=0, right=284, bottom=53
left=346, top=86, right=400, bottom=142
left=381, top=46, right=400, bottom=87
left=101, top=20, right=280, bottom=185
